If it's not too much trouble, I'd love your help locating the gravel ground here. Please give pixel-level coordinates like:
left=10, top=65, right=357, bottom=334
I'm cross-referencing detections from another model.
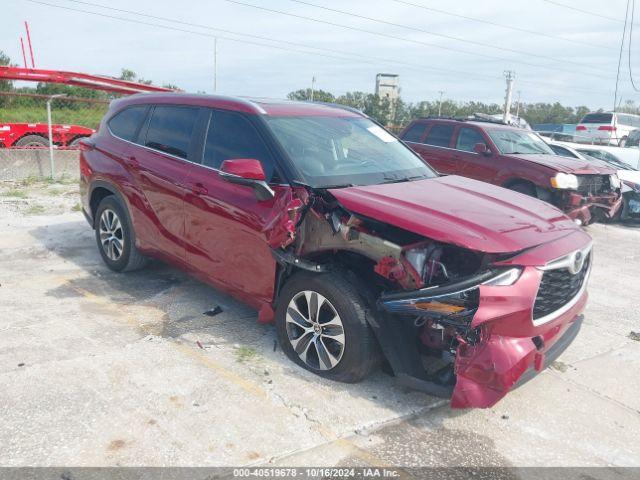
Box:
left=0, top=180, right=639, bottom=473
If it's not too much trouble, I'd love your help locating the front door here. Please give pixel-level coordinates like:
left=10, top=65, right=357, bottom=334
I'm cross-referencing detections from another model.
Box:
left=183, top=109, right=289, bottom=308
left=452, top=126, right=497, bottom=184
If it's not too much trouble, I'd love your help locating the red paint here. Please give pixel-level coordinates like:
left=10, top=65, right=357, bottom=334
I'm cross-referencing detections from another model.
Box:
left=0, top=122, right=94, bottom=148
left=330, top=175, right=577, bottom=254
left=221, top=158, right=266, bottom=180
left=400, top=119, right=622, bottom=223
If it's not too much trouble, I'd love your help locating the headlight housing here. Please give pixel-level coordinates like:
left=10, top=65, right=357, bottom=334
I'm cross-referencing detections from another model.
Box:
left=550, top=173, right=579, bottom=190
left=482, top=267, right=523, bottom=286
left=610, top=174, right=621, bottom=189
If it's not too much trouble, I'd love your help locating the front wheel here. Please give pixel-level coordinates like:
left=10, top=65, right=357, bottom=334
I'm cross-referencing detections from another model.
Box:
left=275, top=271, right=380, bottom=383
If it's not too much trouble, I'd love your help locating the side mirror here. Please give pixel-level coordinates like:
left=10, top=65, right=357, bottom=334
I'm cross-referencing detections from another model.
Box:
left=473, top=143, right=491, bottom=156
left=219, top=158, right=275, bottom=201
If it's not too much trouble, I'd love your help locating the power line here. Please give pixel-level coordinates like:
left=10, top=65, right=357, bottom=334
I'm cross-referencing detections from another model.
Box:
left=286, top=0, right=606, bottom=71
left=222, top=0, right=614, bottom=79
left=539, top=0, right=624, bottom=23
left=389, top=0, right=615, bottom=50
left=26, top=0, right=611, bottom=96
left=614, top=0, right=632, bottom=110
left=630, top=0, right=640, bottom=91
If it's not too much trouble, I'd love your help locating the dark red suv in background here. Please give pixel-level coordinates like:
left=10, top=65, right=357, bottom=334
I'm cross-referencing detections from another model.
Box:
left=400, top=117, right=622, bottom=225
left=80, top=94, right=592, bottom=408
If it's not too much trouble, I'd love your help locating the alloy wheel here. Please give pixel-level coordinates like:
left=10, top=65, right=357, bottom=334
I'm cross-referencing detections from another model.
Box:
left=285, top=290, right=346, bottom=371
left=99, top=208, right=124, bottom=261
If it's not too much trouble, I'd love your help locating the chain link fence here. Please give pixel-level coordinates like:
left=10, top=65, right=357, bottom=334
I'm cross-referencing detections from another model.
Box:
left=0, top=92, right=109, bottom=180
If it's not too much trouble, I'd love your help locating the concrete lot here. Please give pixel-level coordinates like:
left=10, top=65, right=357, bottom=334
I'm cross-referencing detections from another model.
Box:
left=1, top=179, right=639, bottom=471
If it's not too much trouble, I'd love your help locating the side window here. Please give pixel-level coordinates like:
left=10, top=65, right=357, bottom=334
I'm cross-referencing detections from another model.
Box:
left=145, top=106, right=199, bottom=159
left=108, top=106, right=148, bottom=142
left=402, top=123, right=427, bottom=143
left=455, top=127, right=486, bottom=152
left=549, top=145, right=577, bottom=158
left=424, top=124, right=454, bottom=148
left=203, top=110, right=276, bottom=181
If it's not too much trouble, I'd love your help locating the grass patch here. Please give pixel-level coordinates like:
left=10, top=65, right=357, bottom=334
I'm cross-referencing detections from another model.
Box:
left=550, top=360, right=569, bottom=373
left=48, top=188, right=64, bottom=196
left=25, top=205, right=46, bottom=215
left=20, top=175, right=40, bottom=187
left=72, top=202, right=82, bottom=212
left=1, top=189, right=27, bottom=198
left=234, top=345, right=258, bottom=363
left=628, top=331, right=640, bottom=342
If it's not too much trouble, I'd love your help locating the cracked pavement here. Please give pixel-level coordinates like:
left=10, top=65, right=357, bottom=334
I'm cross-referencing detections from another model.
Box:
left=0, top=181, right=639, bottom=469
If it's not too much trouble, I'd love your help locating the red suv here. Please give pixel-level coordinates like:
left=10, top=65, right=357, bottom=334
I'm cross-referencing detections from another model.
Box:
left=80, top=94, right=592, bottom=408
left=400, top=117, right=622, bottom=225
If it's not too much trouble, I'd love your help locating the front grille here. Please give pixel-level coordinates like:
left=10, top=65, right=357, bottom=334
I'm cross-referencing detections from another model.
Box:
left=576, top=175, right=609, bottom=195
left=533, top=253, right=591, bottom=320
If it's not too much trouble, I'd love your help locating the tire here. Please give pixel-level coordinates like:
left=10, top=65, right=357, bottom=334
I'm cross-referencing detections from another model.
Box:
left=275, top=270, right=380, bottom=383
left=94, top=195, right=148, bottom=272
left=15, top=135, right=48, bottom=148
left=619, top=137, right=628, bottom=147
left=508, top=181, right=537, bottom=198
left=69, top=137, right=85, bottom=148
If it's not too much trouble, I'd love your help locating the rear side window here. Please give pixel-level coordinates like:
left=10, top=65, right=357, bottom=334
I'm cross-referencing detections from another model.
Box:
left=580, top=113, right=613, bottom=124
left=424, top=124, right=454, bottom=148
left=144, top=106, right=199, bottom=159
left=401, top=123, right=427, bottom=143
left=203, top=110, right=275, bottom=180
left=108, top=106, right=148, bottom=142
left=628, top=130, right=640, bottom=147
left=455, top=127, right=485, bottom=152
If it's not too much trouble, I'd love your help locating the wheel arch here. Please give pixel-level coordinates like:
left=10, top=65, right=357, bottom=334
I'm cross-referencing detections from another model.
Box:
left=88, top=180, right=128, bottom=228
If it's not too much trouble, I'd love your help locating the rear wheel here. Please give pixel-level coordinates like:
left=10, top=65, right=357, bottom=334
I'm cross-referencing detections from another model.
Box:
left=14, top=135, right=48, bottom=148
left=94, top=195, right=147, bottom=272
left=619, top=136, right=628, bottom=147
left=275, top=270, right=380, bottom=383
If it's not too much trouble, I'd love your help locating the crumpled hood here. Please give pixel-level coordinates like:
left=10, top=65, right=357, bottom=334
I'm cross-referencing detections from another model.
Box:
left=512, top=153, right=616, bottom=174
left=329, top=175, right=581, bottom=254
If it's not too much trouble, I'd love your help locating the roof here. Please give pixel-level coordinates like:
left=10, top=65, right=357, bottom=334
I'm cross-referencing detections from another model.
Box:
left=413, top=116, right=517, bottom=130
left=110, top=93, right=362, bottom=118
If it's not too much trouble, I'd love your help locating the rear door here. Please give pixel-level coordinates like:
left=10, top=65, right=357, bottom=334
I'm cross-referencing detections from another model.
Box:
left=183, top=109, right=291, bottom=307
left=131, top=105, right=201, bottom=264
left=451, top=126, right=496, bottom=182
left=415, top=123, right=457, bottom=174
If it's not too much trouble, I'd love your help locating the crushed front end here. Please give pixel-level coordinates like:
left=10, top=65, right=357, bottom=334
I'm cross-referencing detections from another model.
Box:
left=548, top=174, right=622, bottom=225
left=273, top=179, right=593, bottom=409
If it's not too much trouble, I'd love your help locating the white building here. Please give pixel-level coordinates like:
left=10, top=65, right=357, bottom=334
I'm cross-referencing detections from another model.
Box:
left=375, top=73, right=399, bottom=100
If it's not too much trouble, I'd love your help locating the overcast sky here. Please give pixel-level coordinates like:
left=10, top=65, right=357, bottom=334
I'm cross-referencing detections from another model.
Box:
left=2, top=0, right=638, bottom=109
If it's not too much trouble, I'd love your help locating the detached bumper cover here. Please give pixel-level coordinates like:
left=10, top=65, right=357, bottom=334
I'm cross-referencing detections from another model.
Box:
left=563, top=192, right=622, bottom=224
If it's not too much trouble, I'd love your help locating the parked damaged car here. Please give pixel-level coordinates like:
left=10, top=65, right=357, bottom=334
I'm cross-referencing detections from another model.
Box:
left=400, top=117, right=622, bottom=225
left=547, top=140, right=640, bottom=221
left=79, top=94, right=593, bottom=408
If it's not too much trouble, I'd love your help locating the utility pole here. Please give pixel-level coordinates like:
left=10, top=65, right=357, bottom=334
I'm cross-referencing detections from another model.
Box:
left=310, top=76, right=316, bottom=101
left=437, top=90, right=445, bottom=117
left=515, top=90, right=522, bottom=119
left=503, top=71, right=515, bottom=123
left=213, top=37, right=217, bottom=93
left=47, top=94, right=67, bottom=179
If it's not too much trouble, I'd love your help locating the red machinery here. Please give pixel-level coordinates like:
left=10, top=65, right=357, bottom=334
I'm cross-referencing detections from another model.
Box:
left=0, top=66, right=175, bottom=148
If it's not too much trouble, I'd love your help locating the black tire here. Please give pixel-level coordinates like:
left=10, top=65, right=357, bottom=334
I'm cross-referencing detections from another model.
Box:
left=619, top=136, right=628, bottom=147
left=508, top=181, right=537, bottom=198
left=94, top=195, right=147, bottom=272
left=275, top=270, right=380, bottom=383
left=15, top=135, right=48, bottom=148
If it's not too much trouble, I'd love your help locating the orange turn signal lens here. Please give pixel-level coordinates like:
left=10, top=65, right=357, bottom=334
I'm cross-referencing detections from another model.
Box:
left=414, top=301, right=466, bottom=314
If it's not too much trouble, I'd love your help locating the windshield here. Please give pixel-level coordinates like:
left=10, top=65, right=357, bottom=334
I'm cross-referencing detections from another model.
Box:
left=265, top=116, right=436, bottom=188
left=577, top=149, right=637, bottom=170
left=487, top=129, right=555, bottom=155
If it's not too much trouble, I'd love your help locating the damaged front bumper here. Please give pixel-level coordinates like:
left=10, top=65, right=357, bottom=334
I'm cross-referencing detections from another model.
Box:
left=561, top=191, right=622, bottom=225
left=372, top=239, right=591, bottom=409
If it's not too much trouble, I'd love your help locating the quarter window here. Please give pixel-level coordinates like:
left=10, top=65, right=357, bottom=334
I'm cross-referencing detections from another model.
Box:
left=402, top=123, right=427, bottom=143
left=455, top=127, right=486, bottom=152
left=145, top=106, right=199, bottom=159
left=424, top=124, right=454, bottom=148
left=108, top=106, right=148, bottom=142
left=203, top=110, right=275, bottom=181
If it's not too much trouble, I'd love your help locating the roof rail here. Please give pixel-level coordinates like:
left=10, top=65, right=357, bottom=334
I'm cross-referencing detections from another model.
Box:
left=418, top=113, right=509, bottom=125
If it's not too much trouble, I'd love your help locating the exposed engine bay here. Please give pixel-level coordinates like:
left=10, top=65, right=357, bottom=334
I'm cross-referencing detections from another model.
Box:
left=271, top=188, right=513, bottom=397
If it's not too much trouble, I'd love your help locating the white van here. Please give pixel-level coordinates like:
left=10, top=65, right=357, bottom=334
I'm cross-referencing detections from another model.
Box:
left=575, top=112, right=640, bottom=146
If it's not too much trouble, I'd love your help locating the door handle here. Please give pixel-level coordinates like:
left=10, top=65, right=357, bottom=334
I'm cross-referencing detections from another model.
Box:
left=190, top=183, right=208, bottom=196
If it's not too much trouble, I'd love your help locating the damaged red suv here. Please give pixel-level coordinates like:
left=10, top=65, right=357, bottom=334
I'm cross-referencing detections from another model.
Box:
left=79, top=94, right=592, bottom=408
left=400, top=117, right=622, bottom=225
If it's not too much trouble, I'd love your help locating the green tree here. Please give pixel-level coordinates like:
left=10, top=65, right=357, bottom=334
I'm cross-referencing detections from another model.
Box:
left=119, top=68, right=137, bottom=81
left=0, top=50, right=13, bottom=93
left=287, top=88, right=335, bottom=102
